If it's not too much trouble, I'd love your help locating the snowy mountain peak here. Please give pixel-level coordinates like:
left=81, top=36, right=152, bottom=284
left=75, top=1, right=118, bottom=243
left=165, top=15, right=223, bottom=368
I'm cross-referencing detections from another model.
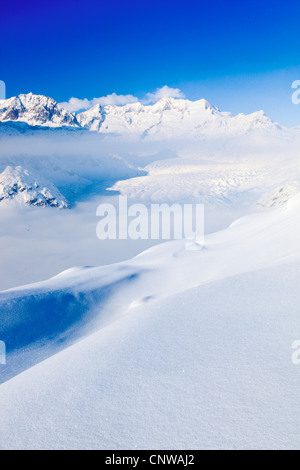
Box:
left=0, top=92, right=280, bottom=138
left=0, top=166, right=70, bottom=208
left=77, top=96, right=278, bottom=138
left=0, top=93, right=80, bottom=128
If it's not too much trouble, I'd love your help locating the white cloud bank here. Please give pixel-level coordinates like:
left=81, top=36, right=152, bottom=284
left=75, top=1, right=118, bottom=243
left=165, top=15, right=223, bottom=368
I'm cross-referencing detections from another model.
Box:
left=59, top=86, right=186, bottom=113
left=143, top=85, right=185, bottom=104
left=59, top=93, right=138, bottom=113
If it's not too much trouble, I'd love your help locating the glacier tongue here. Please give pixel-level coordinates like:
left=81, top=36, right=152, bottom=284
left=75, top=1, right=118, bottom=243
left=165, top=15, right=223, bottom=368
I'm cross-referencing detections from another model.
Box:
left=0, top=166, right=70, bottom=208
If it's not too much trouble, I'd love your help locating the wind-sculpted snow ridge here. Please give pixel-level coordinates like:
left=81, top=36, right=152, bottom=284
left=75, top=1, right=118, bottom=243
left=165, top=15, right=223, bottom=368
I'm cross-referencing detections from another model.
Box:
left=257, top=183, right=300, bottom=208
left=1, top=193, right=300, bottom=385
left=0, top=166, right=70, bottom=208
left=0, top=194, right=300, bottom=449
left=0, top=93, right=80, bottom=128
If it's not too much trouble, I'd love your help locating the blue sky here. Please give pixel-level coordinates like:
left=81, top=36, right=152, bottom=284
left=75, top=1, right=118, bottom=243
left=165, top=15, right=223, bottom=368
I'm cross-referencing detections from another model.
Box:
left=1, top=0, right=300, bottom=125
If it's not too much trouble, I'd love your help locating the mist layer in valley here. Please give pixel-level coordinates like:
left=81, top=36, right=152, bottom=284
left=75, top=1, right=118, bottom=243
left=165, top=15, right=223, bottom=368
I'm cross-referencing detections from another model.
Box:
left=0, top=121, right=300, bottom=289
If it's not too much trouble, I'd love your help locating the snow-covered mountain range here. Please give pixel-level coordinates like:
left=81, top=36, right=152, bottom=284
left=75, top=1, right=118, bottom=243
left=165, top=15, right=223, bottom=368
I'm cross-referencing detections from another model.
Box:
left=0, top=93, right=79, bottom=128
left=0, top=92, right=297, bottom=213
left=0, top=93, right=282, bottom=138
left=77, top=97, right=280, bottom=138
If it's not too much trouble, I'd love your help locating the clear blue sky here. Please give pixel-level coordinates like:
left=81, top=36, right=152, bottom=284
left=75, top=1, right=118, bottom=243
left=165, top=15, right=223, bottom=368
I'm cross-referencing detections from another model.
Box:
left=1, top=0, right=300, bottom=126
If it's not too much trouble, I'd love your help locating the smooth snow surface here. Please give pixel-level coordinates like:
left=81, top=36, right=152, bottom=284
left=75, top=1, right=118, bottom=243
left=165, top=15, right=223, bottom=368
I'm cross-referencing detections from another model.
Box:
left=1, top=264, right=299, bottom=450
left=0, top=195, right=300, bottom=449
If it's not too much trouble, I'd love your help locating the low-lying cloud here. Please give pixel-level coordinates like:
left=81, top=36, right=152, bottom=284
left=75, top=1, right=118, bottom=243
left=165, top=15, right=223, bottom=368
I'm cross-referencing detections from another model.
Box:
left=59, top=86, right=186, bottom=113
left=143, top=85, right=185, bottom=104
left=59, top=93, right=139, bottom=113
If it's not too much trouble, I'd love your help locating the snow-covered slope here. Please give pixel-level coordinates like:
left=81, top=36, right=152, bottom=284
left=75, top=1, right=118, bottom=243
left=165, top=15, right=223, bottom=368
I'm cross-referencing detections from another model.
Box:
left=257, top=183, right=300, bottom=208
left=77, top=97, right=280, bottom=139
left=0, top=194, right=300, bottom=449
left=0, top=262, right=299, bottom=450
left=0, top=166, right=70, bottom=208
left=0, top=93, right=79, bottom=128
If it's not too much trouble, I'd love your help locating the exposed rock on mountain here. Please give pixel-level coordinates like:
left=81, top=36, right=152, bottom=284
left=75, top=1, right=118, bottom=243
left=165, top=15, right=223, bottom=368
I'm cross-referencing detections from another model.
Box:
left=77, top=97, right=280, bottom=139
left=0, top=93, right=80, bottom=128
left=0, top=166, right=70, bottom=208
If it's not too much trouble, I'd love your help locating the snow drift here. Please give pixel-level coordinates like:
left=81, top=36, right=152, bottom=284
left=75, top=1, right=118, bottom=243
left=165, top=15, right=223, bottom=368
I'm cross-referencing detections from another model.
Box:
left=0, top=194, right=300, bottom=449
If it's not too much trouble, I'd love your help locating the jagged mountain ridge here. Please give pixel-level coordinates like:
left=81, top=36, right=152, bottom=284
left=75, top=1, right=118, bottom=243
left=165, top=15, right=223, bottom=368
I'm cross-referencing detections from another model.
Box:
left=77, top=97, right=280, bottom=138
left=0, top=93, right=281, bottom=138
left=0, top=93, right=79, bottom=128
left=0, top=166, right=70, bottom=208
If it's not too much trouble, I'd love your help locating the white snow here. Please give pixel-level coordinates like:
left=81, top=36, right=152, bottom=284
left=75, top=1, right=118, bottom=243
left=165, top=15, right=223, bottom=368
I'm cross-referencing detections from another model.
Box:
left=0, top=194, right=300, bottom=449
left=0, top=92, right=300, bottom=449
left=0, top=93, right=79, bottom=128
left=0, top=93, right=283, bottom=139
left=77, top=97, right=280, bottom=139
left=0, top=165, right=70, bottom=208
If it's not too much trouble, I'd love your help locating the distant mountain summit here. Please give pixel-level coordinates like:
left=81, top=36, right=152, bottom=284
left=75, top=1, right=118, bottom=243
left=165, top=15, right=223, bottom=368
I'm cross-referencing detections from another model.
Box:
left=0, top=166, right=70, bottom=208
left=0, top=93, right=280, bottom=138
left=0, top=93, right=79, bottom=128
left=77, top=97, right=280, bottom=139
